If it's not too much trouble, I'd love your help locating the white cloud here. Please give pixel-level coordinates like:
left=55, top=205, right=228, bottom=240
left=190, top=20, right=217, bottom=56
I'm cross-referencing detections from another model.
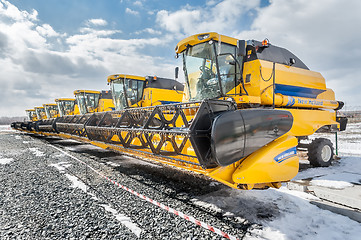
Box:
left=133, top=1, right=143, bottom=7
left=0, top=0, right=177, bottom=117
left=86, top=18, right=107, bottom=26
left=1, top=0, right=360, bottom=117
left=0, top=0, right=38, bottom=21
left=156, top=9, right=200, bottom=35
left=236, top=0, right=361, bottom=106
left=206, top=0, right=218, bottom=6
left=156, top=0, right=260, bottom=35
left=134, top=28, right=161, bottom=35
left=36, top=24, right=59, bottom=37
left=125, top=7, right=139, bottom=15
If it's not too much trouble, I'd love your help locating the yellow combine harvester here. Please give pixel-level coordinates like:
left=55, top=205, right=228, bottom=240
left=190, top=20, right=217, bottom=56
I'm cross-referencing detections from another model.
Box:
left=51, top=98, right=80, bottom=133
left=84, top=74, right=184, bottom=141
left=87, top=32, right=346, bottom=190
left=13, top=109, right=38, bottom=130
left=36, top=103, right=60, bottom=132
left=55, top=90, right=114, bottom=137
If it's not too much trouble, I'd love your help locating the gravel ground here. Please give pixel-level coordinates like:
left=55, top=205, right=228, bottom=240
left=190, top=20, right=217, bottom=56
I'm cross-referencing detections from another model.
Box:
left=0, top=129, right=261, bottom=239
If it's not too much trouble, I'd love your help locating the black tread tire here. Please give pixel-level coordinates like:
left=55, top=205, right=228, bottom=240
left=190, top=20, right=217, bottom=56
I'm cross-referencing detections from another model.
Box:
left=307, top=138, right=334, bottom=167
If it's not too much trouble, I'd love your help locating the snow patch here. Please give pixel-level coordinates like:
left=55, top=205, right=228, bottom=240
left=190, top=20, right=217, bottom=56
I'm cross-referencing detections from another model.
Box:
left=15, top=135, right=22, bottom=140
left=22, top=141, right=30, bottom=143
left=0, top=125, right=16, bottom=132
left=195, top=187, right=361, bottom=240
left=65, top=173, right=87, bottom=192
left=100, top=204, right=142, bottom=237
left=310, top=179, right=353, bottom=189
left=0, top=158, right=14, bottom=165
left=106, top=161, right=120, bottom=167
left=209, top=181, right=220, bottom=187
left=29, top=147, right=45, bottom=157
left=50, top=162, right=71, bottom=172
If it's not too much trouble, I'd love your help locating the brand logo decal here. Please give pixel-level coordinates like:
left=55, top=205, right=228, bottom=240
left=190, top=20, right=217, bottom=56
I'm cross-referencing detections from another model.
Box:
left=274, top=147, right=297, bottom=163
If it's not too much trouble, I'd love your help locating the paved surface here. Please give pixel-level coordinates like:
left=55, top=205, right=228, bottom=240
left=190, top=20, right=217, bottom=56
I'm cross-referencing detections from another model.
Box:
left=0, top=129, right=258, bottom=239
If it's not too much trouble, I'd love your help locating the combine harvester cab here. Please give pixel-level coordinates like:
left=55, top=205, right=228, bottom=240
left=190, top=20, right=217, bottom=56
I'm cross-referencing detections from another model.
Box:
left=84, top=74, right=184, bottom=143
left=37, top=103, right=60, bottom=133
left=53, top=98, right=79, bottom=133
left=32, top=106, right=47, bottom=131
left=56, top=98, right=79, bottom=117
left=85, top=33, right=346, bottom=190
left=23, top=109, right=38, bottom=131
left=56, top=90, right=114, bottom=138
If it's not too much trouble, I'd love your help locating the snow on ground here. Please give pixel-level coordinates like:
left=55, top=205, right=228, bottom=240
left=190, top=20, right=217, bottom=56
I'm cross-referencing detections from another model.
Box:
left=64, top=174, right=88, bottom=192
left=0, top=158, right=14, bottom=165
left=0, top=125, right=16, bottom=132
left=193, top=122, right=361, bottom=240
left=28, top=147, right=45, bottom=157
left=100, top=204, right=142, bottom=237
left=49, top=162, right=72, bottom=172
left=309, top=179, right=353, bottom=189
left=194, top=186, right=361, bottom=240
left=62, top=170, right=142, bottom=236
left=49, top=154, right=142, bottom=236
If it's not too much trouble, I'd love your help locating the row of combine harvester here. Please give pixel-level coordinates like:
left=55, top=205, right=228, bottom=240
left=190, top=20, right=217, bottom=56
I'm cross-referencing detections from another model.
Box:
left=12, top=32, right=347, bottom=190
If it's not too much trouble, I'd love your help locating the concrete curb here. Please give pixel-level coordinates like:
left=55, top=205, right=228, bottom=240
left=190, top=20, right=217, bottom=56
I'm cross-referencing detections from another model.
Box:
left=287, top=181, right=361, bottom=223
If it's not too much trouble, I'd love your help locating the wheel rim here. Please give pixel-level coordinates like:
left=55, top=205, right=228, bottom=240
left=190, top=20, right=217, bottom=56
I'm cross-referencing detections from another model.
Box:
left=321, top=145, right=332, bottom=162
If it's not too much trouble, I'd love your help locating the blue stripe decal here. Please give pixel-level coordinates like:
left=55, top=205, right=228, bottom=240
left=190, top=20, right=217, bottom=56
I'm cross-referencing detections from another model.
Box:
left=159, top=101, right=181, bottom=104
left=275, top=84, right=325, bottom=99
left=274, top=147, right=297, bottom=164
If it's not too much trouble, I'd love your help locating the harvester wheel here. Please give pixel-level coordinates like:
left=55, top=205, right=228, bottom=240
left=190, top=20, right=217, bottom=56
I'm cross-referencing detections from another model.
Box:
left=307, top=138, right=334, bottom=167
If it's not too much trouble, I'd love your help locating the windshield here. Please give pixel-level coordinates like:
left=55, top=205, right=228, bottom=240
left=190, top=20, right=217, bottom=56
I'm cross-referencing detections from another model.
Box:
left=44, top=105, right=58, bottom=118
left=183, top=41, right=240, bottom=101
left=76, top=93, right=100, bottom=114
left=57, top=100, right=75, bottom=117
left=25, top=111, right=32, bottom=120
left=111, top=78, right=145, bottom=110
left=35, top=108, right=46, bottom=120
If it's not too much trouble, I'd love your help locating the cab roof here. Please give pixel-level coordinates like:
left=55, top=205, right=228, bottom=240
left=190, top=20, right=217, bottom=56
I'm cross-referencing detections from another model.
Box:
left=34, top=107, right=45, bottom=109
left=175, top=32, right=238, bottom=54
left=107, top=74, right=145, bottom=83
left=73, top=90, right=101, bottom=95
left=55, top=98, right=75, bottom=102
left=43, top=103, right=57, bottom=107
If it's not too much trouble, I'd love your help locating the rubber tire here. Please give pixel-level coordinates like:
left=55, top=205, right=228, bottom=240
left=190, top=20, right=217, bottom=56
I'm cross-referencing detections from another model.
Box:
left=307, top=138, right=334, bottom=167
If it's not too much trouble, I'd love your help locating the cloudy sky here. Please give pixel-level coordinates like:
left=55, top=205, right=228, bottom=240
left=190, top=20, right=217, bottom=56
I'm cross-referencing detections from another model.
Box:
left=1, top=0, right=360, bottom=117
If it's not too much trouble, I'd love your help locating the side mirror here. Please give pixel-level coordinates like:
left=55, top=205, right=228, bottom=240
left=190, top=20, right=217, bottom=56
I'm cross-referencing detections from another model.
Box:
left=237, top=40, right=246, bottom=57
left=175, top=67, right=179, bottom=80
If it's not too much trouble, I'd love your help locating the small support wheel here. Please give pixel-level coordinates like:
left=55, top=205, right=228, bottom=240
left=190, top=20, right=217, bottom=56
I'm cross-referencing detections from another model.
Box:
left=307, top=138, right=334, bottom=167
